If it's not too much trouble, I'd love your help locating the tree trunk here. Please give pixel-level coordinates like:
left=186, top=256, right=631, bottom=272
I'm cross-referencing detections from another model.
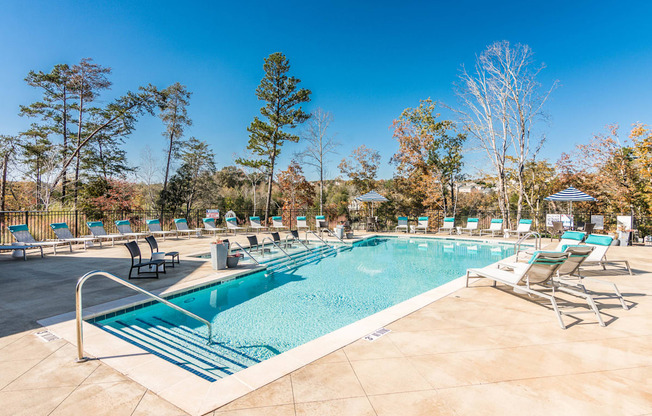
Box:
left=62, top=86, right=68, bottom=203
left=1, top=152, right=8, bottom=212
left=264, top=155, right=276, bottom=223
left=319, top=163, right=323, bottom=215
left=74, top=92, right=84, bottom=210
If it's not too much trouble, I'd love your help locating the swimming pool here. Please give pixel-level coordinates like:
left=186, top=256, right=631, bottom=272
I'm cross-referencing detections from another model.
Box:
left=90, top=236, right=514, bottom=381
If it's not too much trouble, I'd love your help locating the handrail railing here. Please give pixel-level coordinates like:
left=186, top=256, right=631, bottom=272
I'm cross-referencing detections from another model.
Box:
left=285, top=234, right=312, bottom=251
left=261, top=237, right=296, bottom=266
left=322, top=228, right=351, bottom=245
left=305, top=230, right=332, bottom=248
left=75, top=270, right=212, bottom=363
left=229, top=241, right=260, bottom=265
left=515, top=232, right=542, bottom=261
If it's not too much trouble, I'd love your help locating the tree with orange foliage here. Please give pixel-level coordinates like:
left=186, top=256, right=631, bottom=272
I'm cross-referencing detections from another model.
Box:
left=277, top=161, right=315, bottom=216
left=390, top=99, right=465, bottom=215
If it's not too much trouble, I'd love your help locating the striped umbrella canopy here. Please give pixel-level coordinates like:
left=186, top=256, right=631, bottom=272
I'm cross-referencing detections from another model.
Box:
left=355, top=190, right=388, bottom=216
left=355, top=190, right=389, bottom=202
left=545, top=186, right=596, bottom=215
left=544, top=187, right=596, bottom=202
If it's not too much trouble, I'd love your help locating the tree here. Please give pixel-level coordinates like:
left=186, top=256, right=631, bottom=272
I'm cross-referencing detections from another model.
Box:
left=158, top=82, right=192, bottom=210
left=240, top=52, right=312, bottom=223
left=159, top=138, right=216, bottom=216
left=277, top=161, right=315, bottom=213
left=391, top=99, right=466, bottom=215
left=49, top=86, right=160, bottom=192
left=631, top=123, right=652, bottom=207
left=339, top=145, right=381, bottom=194
left=296, top=108, right=339, bottom=214
left=453, top=41, right=556, bottom=225
left=68, top=58, right=112, bottom=207
left=0, top=135, right=20, bottom=212
left=20, top=64, right=74, bottom=201
left=19, top=126, right=53, bottom=208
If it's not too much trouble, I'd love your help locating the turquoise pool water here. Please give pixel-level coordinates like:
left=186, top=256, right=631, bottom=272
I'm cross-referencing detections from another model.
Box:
left=92, top=236, right=514, bottom=380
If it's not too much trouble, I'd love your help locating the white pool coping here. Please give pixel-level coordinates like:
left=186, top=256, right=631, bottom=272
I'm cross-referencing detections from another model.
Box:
left=38, top=235, right=520, bottom=416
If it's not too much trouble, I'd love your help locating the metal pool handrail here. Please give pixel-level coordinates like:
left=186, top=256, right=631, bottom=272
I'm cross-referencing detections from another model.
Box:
left=285, top=233, right=312, bottom=251
left=305, top=230, right=332, bottom=248
left=322, top=228, right=351, bottom=245
left=75, top=270, right=213, bottom=363
left=261, top=237, right=296, bottom=265
left=515, top=231, right=542, bottom=261
left=229, top=241, right=260, bottom=265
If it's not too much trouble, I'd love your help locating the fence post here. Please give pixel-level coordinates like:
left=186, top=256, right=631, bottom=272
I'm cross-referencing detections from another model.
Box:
left=75, top=210, right=79, bottom=237
left=25, top=211, right=29, bottom=227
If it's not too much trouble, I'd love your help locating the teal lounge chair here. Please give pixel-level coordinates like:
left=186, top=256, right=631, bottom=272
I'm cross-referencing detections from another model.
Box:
left=9, top=224, right=70, bottom=254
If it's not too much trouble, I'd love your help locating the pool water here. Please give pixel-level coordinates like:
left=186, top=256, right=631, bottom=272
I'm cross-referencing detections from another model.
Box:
left=92, top=236, right=514, bottom=380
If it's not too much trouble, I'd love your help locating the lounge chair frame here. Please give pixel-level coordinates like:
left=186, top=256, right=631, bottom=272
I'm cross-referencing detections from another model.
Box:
left=125, top=241, right=165, bottom=279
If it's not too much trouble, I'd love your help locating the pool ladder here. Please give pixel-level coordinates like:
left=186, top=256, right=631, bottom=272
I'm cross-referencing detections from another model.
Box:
left=514, top=232, right=542, bottom=261
left=75, top=270, right=213, bottom=363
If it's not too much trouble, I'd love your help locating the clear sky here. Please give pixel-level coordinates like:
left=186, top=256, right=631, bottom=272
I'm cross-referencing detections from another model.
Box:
left=1, top=0, right=651, bottom=180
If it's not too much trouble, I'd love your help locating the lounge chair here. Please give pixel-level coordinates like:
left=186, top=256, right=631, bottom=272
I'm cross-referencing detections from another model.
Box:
left=412, top=216, right=428, bottom=233
left=550, top=221, right=565, bottom=240
left=480, top=219, right=503, bottom=237
left=315, top=215, right=328, bottom=234
left=202, top=218, right=226, bottom=236
left=249, top=216, right=268, bottom=233
left=8, top=224, right=71, bottom=254
left=226, top=217, right=246, bottom=235
left=395, top=216, right=408, bottom=233
left=87, top=221, right=125, bottom=247
left=460, top=218, right=479, bottom=235
left=501, top=245, right=629, bottom=312
left=50, top=222, right=97, bottom=250
left=271, top=216, right=288, bottom=230
left=582, top=234, right=632, bottom=275
left=504, top=219, right=533, bottom=238
left=0, top=244, right=43, bottom=260
left=437, top=217, right=453, bottom=234
left=467, top=251, right=605, bottom=329
left=115, top=220, right=149, bottom=242
left=145, top=235, right=179, bottom=268
left=125, top=241, right=165, bottom=279
left=525, top=231, right=585, bottom=256
left=146, top=219, right=177, bottom=241
left=173, top=218, right=198, bottom=239
left=296, top=216, right=309, bottom=232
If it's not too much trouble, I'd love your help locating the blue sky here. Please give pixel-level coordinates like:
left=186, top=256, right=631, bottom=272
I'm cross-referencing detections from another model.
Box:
left=1, top=0, right=651, bottom=180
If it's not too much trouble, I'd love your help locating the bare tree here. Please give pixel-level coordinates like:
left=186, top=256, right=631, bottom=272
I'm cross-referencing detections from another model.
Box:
left=453, top=41, right=556, bottom=225
left=136, top=145, right=163, bottom=210
left=296, top=108, right=339, bottom=214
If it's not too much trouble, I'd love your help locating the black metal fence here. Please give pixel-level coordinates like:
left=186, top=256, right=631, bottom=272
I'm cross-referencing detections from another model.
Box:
left=1, top=207, right=650, bottom=245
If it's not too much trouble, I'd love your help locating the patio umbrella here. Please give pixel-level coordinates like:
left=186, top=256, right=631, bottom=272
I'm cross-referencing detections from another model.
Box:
left=544, top=186, right=596, bottom=214
left=355, top=190, right=388, bottom=216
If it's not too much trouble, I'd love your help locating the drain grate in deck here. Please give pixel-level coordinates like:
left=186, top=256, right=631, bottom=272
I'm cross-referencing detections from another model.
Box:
left=363, top=327, right=391, bottom=342
left=34, top=330, right=59, bottom=342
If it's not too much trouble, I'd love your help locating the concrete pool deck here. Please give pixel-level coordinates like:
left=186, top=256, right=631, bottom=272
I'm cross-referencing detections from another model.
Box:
left=0, top=231, right=650, bottom=415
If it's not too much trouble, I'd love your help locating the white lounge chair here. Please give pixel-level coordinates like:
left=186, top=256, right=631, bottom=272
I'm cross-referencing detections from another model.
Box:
left=504, top=219, right=532, bottom=238
left=203, top=218, right=226, bottom=236
left=414, top=216, right=429, bottom=233
left=86, top=221, right=125, bottom=247
left=501, top=245, right=629, bottom=312
left=480, top=219, right=503, bottom=237
left=249, top=216, right=268, bottom=233
left=115, top=220, right=149, bottom=242
left=315, top=215, right=328, bottom=234
left=296, top=216, right=309, bottom=232
left=8, top=224, right=66, bottom=254
left=271, top=216, right=288, bottom=230
left=583, top=234, right=632, bottom=275
left=174, top=218, right=199, bottom=238
left=467, top=251, right=605, bottom=329
left=437, top=217, right=453, bottom=234
left=50, top=222, right=97, bottom=250
left=460, top=218, right=479, bottom=235
left=395, top=216, right=408, bottom=233
left=226, top=217, right=246, bottom=235
left=146, top=219, right=177, bottom=241
left=0, top=244, right=43, bottom=260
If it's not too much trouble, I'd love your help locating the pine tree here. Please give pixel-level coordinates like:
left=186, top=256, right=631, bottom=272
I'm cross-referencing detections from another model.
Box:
left=240, top=52, right=311, bottom=222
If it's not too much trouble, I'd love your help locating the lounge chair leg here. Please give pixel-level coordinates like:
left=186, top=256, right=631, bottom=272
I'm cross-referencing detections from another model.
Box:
left=550, top=297, right=566, bottom=330
left=585, top=295, right=605, bottom=327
